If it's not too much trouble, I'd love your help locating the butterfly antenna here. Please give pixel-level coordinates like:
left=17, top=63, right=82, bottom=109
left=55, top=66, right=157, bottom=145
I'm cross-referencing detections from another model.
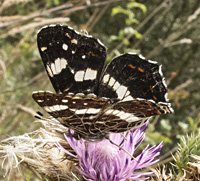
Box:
left=120, top=133, right=128, bottom=140
left=108, top=138, right=138, bottom=163
left=34, top=111, right=44, bottom=119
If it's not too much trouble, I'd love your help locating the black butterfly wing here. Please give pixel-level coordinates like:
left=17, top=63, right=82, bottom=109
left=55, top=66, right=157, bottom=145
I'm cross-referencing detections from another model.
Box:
left=92, top=53, right=173, bottom=132
left=32, top=91, right=111, bottom=140
left=37, top=25, right=106, bottom=94
left=98, top=53, right=168, bottom=102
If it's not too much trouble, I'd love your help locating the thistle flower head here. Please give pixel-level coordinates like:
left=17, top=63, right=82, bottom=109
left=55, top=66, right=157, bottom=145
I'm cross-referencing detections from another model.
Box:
left=57, top=122, right=163, bottom=181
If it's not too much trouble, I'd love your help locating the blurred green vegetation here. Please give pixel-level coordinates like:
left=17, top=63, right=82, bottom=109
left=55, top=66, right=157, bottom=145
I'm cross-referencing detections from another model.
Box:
left=0, top=0, right=200, bottom=180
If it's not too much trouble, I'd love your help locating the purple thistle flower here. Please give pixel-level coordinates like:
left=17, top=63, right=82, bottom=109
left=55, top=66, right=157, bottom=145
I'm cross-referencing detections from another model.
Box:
left=57, top=122, right=163, bottom=181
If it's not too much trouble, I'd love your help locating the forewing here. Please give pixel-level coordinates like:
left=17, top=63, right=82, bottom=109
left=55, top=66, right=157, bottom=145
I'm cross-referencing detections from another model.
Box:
left=97, top=53, right=173, bottom=125
left=98, top=54, right=168, bottom=101
left=37, top=25, right=106, bottom=94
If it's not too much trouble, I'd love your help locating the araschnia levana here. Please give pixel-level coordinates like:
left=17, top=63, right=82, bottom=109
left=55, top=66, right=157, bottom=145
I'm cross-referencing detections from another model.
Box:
left=32, top=25, right=173, bottom=141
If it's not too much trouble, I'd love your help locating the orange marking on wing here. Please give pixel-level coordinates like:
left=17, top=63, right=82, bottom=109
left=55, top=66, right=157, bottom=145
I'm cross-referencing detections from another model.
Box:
left=138, top=67, right=144, bottom=72
left=156, top=110, right=161, bottom=114
left=128, top=64, right=136, bottom=69
left=88, top=51, right=96, bottom=56
left=71, top=39, right=78, bottom=44
left=65, top=33, right=71, bottom=39
left=153, top=95, right=157, bottom=101
left=150, top=86, right=154, bottom=93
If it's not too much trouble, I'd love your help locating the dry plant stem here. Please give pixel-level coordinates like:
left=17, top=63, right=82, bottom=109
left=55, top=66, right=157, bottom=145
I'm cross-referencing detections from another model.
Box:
left=88, top=3, right=110, bottom=32
left=146, top=12, right=199, bottom=59
left=21, top=161, right=43, bottom=180
left=0, top=0, right=120, bottom=29
left=136, top=0, right=170, bottom=32
left=0, top=58, right=6, bottom=77
left=16, top=104, right=37, bottom=117
left=0, top=110, right=7, bottom=125
left=0, top=49, right=7, bottom=77
left=61, top=0, right=120, bottom=14
left=109, top=0, right=170, bottom=58
left=0, top=17, right=70, bottom=38
left=159, top=146, right=178, bottom=163
left=0, top=0, right=30, bottom=12
left=109, top=138, right=139, bottom=163
left=1, top=72, right=46, bottom=94
left=133, top=0, right=179, bottom=50
left=0, top=15, right=23, bottom=22
left=85, top=8, right=100, bottom=30
left=151, top=115, right=160, bottom=127
left=22, top=71, right=46, bottom=88
left=0, top=3, right=73, bottom=28
left=7, top=29, right=34, bottom=67
left=172, top=79, right=192, bottom=93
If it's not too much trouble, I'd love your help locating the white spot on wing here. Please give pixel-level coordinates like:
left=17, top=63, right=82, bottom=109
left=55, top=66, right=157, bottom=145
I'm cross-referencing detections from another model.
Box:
left=41, top=47, right=47, bottom=51
left=113, top=81, right=120, bottom=90
left=164, top=92, right=169, bottom=101
left=55, top=58, right=61, bottom=74
left=86, top=108, right=101, bottom=114
left=75, top=109, right=87, bottom=114
left=113, top=110, right=120, bottom=115
left=50, top=63, right=56, bottom=75
left=46, top=91, right=53, bottom=94
left=127, top=52, right=137, bottom=55
left=139, top=54, right=145, bottom=60
left=32, top=91, right=39, bottom=94
left=62, top=44, right=68, bottom=51
left=84, top=68, right=97, bottom=80
left=38, top=90, right=45, bottom=93
left=69, top=108, right=100, bottom=114
left=62, top=99, right=68, bottom=103
left=37, top=100, right=44, bottom=103
left=43, top=106, right=52, bottom=112
left=75, top=71, right=85, bottom=81
left=120, top=113, right=132, bottom=119
left=46, top=65, right=53, bottom=77
left=60, top=105, right=68, bottom=110
left=108, top=77, right=115, bottom=87
left=125, top=90, right=130, bottom=97
left=74, top=30, right=80, bottom=35
left=82, top=55, right=86, bottom=59
left=60, top=58, right=68, bottom=70
left=68, top=26, right=73, bottom=30
left=53, top=105, right=61, bottom=111
left=148, top=60, right=157, bottom=64
left=126, top=116, right=141, bottom=122
left=103, top=74, right=110, bottom=84
left=69, top=67, right=74, bottom=74
left=97, top=39, right=105, bottom=47
left=71, top=39, right=77, bottom=44
left=116, top=85, right=128, bottom=99
left=105, top=109, right=137, bottom=122
left=44, top=105, right=68, bottom=112
left=122, top=95, right=134, bottom=101
left=158, top=65, right=163, bottom=77
left=49, top=24, right=56, bottom=27
left=50, top=58, right=68, bottom=75
left=37, top=25, right=48, bottom=33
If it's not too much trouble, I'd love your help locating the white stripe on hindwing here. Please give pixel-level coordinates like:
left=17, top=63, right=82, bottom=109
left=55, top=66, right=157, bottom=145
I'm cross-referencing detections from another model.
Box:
left=105, top=109, right=141, bottom=122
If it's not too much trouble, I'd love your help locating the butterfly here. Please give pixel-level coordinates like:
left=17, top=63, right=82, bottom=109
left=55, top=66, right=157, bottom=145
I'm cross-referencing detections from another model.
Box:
left=32, top=25, right=173, bottom=141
